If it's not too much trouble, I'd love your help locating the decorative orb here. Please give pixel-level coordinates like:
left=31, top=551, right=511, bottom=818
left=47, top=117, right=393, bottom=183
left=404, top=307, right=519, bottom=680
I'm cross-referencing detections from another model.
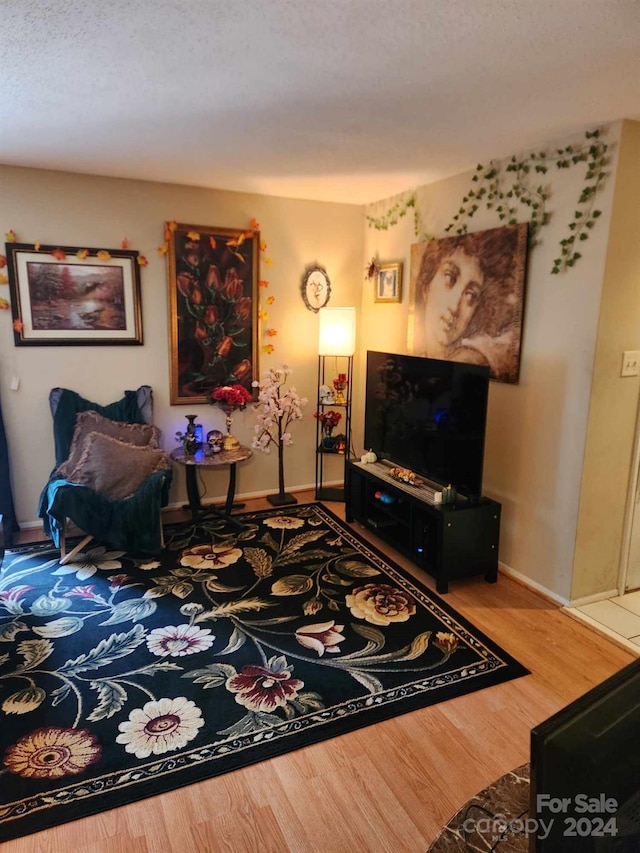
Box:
left=207, top=429, right=224, bottom=453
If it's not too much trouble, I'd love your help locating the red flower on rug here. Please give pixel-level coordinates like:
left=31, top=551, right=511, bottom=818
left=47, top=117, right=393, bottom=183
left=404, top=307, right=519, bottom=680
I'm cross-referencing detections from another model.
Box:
left=226, top=655, right=303, bottom=712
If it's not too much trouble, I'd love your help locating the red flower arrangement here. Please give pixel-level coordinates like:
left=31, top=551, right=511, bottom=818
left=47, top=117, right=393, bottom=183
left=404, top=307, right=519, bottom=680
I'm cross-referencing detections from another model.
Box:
left=314, top=410, right=342, bottom=430
left=210, top=383, right=252, bottom=412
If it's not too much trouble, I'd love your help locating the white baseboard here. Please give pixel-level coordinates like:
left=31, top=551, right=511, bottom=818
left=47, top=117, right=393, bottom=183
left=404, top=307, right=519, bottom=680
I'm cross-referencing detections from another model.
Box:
left=16, top=481, right=338, bottom=530
left=498, top=561, right=570, bottom=607
left=162, top=480, right=322, bottom=514
left=567, top=588, right=620, bottom=608
left=14, top=519, right=43, bottom=531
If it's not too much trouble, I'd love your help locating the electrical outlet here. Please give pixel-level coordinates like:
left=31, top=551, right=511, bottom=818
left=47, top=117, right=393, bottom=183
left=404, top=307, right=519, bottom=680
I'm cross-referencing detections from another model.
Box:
left=621, top=351, right=640, bottom=377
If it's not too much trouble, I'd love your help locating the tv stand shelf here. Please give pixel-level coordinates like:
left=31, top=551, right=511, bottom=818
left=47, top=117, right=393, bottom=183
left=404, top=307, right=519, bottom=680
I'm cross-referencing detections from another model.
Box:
left=346, top=461, right=501, bottom=594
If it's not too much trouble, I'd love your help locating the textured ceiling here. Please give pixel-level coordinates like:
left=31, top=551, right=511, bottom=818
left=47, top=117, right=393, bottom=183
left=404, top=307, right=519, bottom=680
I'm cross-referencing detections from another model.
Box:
left=1, top=0, right=639, bottom=204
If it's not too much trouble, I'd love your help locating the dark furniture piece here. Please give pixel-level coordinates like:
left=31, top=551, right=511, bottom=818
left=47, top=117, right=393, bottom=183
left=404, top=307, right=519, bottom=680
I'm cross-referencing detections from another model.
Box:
left=0, top=392, right=19, bottom=547
left=315, top=354, right=353, bottom=501
left=170, top=445, right=252, bottom=522
left=346, top=460, right=500, bottom=593
left=427, top=764, right=530, bottom=851
left=38, top=386, right=172, bottom=563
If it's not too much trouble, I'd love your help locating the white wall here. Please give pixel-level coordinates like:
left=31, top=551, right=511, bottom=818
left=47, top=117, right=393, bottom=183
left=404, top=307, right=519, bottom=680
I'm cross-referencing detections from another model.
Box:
left=572, top=120, right=640, bottom=601
left=358, top=123, right=621, bottom=602
left=0, top=166, right=363, bottom=525
left=2, top=121, right=631, bottom=605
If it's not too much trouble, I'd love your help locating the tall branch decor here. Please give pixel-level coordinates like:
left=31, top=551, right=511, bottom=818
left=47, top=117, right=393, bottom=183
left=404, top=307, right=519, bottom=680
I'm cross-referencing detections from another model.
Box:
left=252, top=365, right=307, bottom=507
left=366, top=128, right=609, bottom=275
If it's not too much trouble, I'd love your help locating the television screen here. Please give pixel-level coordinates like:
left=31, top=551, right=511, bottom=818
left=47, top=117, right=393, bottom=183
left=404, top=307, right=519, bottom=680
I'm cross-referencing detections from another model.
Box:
left=530, top=657, right=640, bottom=852
left=363, top=351, right=489, bottom=499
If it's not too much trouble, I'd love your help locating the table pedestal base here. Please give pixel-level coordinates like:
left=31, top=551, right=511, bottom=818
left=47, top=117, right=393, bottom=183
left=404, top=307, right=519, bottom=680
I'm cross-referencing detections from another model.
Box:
left=171, top=446, right=253, bottom=529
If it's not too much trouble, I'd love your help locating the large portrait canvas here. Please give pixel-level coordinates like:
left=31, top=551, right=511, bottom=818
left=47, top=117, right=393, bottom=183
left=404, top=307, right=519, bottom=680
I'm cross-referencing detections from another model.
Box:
left=408, top=224, right=528, bottom=383
left=168, top=223, right=259, bottom=404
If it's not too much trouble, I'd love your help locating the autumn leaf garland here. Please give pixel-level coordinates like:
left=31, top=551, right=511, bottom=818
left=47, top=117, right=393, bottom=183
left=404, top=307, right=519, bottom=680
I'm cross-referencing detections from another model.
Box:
left=0, top=233, right=148, bottom=313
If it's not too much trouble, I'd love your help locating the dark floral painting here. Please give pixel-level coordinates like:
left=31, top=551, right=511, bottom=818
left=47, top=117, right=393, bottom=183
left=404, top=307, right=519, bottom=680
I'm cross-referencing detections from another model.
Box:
left=167, top=223, right=259, bottom=404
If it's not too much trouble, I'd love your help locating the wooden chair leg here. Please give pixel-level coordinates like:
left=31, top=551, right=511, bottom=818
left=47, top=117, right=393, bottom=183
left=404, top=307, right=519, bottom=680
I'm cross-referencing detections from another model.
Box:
left=59, top=519, right=94, bottom=565
left=60, top=535, right=94, bottom=565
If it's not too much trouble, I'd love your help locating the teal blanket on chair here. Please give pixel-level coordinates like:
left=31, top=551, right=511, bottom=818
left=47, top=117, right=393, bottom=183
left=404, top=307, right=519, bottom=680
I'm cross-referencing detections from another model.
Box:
left=38, top=388, right=172, bottom=554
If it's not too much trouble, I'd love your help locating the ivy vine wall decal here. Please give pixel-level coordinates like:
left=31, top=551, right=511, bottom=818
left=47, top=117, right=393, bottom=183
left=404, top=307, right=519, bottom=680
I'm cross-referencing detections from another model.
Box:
left=365, top=128, right=609, bottom=275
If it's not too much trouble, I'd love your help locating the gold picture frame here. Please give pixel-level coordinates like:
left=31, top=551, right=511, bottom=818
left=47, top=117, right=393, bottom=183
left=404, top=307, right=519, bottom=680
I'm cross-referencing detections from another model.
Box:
left=374, top=261, right=403, bottom=304
left=167, top=222, right=259, bottom=404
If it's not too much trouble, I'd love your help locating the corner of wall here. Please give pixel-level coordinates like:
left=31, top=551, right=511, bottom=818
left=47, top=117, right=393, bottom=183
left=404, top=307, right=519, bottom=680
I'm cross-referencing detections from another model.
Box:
left=572, top=119, right=640, bottom=600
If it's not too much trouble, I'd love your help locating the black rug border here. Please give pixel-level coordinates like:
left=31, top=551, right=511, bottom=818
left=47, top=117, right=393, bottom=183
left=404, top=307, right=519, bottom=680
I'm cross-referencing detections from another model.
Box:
left=0, top=502, right=529, bottom=842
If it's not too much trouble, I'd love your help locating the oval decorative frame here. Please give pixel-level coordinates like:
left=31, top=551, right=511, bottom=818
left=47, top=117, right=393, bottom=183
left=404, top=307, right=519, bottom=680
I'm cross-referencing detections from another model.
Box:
left=301, top=265, right=331, bottom=313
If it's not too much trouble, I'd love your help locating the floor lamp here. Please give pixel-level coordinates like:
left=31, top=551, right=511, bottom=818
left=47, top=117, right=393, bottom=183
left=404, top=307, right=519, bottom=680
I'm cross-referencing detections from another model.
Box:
left=316, top=307, right=356, bottom=501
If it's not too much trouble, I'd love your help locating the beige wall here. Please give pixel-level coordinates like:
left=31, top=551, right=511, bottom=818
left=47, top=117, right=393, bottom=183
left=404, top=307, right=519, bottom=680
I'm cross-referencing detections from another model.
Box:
left=0, top=166, right=363, bottom=523
left=572, top=120, right=640, bottom=601
left=3, top=120, right=636, bottom=605
left=359, top=123, right=621, bottom=603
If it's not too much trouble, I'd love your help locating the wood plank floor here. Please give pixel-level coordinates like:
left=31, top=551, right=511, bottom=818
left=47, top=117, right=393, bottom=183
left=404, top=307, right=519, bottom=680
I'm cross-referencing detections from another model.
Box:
left=5, top=491, right=635, bottom=852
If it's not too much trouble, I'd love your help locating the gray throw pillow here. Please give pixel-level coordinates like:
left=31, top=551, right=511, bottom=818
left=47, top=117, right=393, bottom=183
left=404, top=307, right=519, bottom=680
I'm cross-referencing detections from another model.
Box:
left=57, top=410, right=160, bottom=480
left=65, top=432, right=171, bottom=500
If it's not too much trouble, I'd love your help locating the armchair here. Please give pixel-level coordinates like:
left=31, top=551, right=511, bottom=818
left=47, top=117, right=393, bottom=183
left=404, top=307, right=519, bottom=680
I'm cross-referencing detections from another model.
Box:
left=38, top=386, right=173, bottom=564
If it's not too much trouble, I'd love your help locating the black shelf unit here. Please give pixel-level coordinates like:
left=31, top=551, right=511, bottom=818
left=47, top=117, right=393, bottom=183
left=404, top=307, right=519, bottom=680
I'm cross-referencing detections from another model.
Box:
left=315, top=355, right=353, bottom=501
left=346, top=461, right=501, bottom=593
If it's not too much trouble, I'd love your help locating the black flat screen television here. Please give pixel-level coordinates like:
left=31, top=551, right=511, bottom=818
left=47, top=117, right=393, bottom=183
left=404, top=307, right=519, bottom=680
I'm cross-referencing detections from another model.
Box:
left=530, top=657, right=640, bottom=852
left=363, top=351, right=490, bottom=500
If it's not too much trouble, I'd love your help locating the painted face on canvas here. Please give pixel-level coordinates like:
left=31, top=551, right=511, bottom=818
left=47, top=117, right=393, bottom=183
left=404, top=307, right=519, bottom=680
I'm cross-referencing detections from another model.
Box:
left=424, top=249, right=484, bottom=351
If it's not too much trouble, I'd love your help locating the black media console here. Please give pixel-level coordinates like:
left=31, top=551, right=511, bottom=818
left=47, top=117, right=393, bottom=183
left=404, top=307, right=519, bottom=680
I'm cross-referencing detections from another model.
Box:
left=345, top=461, right=501, bottom=594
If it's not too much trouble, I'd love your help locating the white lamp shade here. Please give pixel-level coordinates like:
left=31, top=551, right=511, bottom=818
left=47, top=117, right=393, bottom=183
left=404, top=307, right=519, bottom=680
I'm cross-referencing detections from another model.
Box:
left=318, top=307, right=356, bottom=356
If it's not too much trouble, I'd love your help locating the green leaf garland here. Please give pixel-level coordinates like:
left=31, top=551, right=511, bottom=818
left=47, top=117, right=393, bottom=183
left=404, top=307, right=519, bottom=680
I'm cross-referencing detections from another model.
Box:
left=366, top=128, right=609, bottom=274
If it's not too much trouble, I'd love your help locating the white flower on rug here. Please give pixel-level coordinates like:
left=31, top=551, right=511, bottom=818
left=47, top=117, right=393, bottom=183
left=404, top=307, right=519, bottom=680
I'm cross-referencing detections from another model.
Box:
left=295, top=621, right=346, bottom=656
left=263, top=516, right=304, bottom=530
left=137, top=560, right=162, bottom=571
left=116, top=697, right=204, bottom=759
left=345, top=583, right=416, bottom=627
left=146, top=624, right=215, bottom=657
left=52, top=546, right=126, bottom=580
left=180, top=544, right=242, bottom=571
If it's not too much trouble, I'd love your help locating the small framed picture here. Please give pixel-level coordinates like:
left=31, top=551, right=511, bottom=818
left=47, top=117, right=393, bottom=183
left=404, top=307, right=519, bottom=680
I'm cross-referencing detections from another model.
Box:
left=375, top=261, right=403, bottom=304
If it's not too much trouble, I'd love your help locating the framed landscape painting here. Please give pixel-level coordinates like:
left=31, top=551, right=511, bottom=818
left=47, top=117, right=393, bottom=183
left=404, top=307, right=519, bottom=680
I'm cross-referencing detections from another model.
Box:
left=6, top=244, right=143, bottom=346
left=167, top=222, right=259, bottom=404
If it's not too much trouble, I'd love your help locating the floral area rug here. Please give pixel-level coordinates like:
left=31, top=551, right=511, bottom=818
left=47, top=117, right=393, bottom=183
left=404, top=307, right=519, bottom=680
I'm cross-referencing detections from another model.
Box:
left=0, top=503, right=528, bottom=841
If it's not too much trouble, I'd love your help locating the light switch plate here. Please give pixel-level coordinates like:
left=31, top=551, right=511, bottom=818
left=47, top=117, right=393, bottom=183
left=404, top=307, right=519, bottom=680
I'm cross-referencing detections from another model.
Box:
left=621, top=351, right=640, bottom=377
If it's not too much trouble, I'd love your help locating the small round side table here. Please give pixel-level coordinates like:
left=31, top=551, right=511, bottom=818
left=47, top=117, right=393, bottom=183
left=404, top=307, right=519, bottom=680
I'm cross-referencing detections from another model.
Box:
left=170, top=445, right=253, bottom=521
